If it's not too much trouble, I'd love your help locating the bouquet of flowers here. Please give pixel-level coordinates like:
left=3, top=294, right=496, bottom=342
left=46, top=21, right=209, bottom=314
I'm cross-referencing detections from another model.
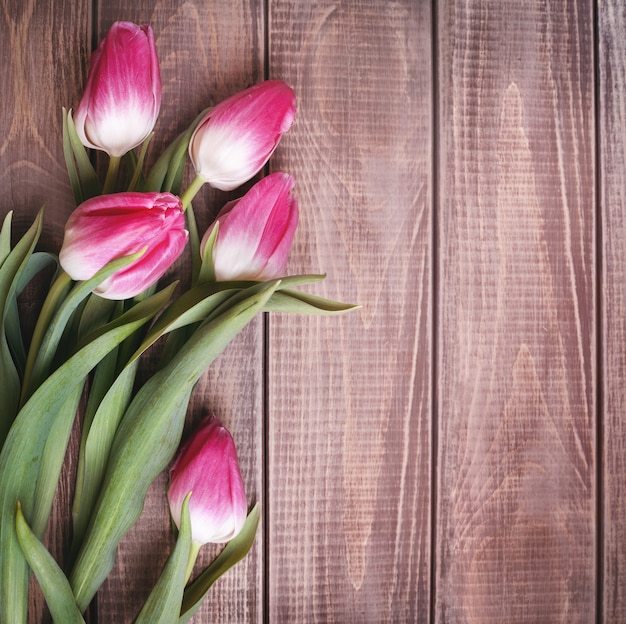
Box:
left=0, top=21, right=355, bottom=623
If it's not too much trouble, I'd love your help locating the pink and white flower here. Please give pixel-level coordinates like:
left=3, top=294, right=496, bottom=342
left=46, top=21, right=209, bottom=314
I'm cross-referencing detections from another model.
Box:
left=189, top=80, right=296, bottom=191
left=168, top=416, right=247, bottom=545
left=201, top=172, right=298, bottom=281
left=74, top=21, right=162, bottom=157
left=59, top=191, right=187, bottom=299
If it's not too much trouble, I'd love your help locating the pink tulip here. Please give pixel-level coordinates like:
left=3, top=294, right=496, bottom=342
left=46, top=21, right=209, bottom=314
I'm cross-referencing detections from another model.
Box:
left=74, top=21, right=161, bottom=157
left=201, top=172, right=298, bottom=281
left=189, top=80, right=296, bottom=191
left=59, top=192, right=187, bottom=300
left=168, top=416, right=247, bottom=545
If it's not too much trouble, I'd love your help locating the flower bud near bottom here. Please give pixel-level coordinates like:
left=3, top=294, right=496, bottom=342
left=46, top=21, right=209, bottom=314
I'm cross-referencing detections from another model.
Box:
left=168, top=416, right=247, bottom=545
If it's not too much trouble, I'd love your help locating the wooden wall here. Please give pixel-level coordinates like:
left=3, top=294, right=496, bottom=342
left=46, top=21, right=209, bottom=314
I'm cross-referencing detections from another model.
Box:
left=0, top=0, right=624, bottom=621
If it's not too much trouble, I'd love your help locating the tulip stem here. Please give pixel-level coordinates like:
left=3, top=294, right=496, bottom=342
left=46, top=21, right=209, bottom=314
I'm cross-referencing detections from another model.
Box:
left=103, top=155, right=121, bottom=194
left=185, top=542, right=202, bottom=583
left=180, top=175, right=206, bottom=212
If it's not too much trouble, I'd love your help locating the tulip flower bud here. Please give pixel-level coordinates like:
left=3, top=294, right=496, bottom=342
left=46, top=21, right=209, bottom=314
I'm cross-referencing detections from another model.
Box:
left=59, top=192, right=187, bottom=299
left=189, top=80, right=296, bottom=191
left=201, top=172, right=298, bottom=281
left=168, top=416, right=247, bottom=545
left=74, top=21, right=162, bottom=157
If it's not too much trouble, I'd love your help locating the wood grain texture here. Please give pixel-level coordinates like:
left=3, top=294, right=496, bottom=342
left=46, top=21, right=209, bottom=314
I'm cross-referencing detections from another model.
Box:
left=0, top=0, right=90, bottom=250
left=436, top=1, right=596, bottom=621
left=5, top=0, right=626, bottom=622
left=93, top=2, right=265, bottom=622
left=599, top=0, right=626, bottom=621
left=0, top=2, right=91, bottom=622
left=267, top=1, right=432, bottom=621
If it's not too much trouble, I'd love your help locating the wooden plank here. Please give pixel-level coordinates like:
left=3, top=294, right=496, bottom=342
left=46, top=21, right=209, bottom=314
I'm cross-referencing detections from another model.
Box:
left=0, top=0, right=90, bottom=249
left=435, top=1, right=596, bottom=621
left=0, top=2, right=91, bottom=622
left=93, top=2, right=265, bottom=622
left=267, top=1, right=432, bottom=621
left=598, top=0, right=626, bottom=621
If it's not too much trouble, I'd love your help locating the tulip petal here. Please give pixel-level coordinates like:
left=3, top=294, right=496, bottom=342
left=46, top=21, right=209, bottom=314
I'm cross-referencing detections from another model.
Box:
left=189, top=80, right=295, bottom=190
left=205, top=173, right=297, bottom=282
left=254, top=179, right=299, bottom=280
left=168, top=416, right=247, bottom=545
left=59, top=192, right=187, bottom=300
left=74, top=22, right=161, bottom=157
left=95, top=229, right=188, bottom=299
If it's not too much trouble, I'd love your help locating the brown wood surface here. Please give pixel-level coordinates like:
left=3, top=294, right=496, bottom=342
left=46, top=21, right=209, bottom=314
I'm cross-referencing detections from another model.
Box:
left=599, top=0, right=626, bottom=621
left=435, top=0, right=596, bottom=622
left=266, top=1, right=432, bottom=622
left=0, top=0, right=625, bottom=622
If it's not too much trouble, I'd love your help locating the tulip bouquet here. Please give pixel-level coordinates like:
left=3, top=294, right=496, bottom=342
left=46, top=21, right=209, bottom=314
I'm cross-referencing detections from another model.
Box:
left=0, top=21, right=354, bottom=623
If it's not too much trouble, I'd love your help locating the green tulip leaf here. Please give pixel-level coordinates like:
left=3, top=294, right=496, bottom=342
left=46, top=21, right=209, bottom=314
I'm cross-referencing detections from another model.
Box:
left=184, top=273, right=358, bottom=316
left=186, top=205, right=202, bottom=285
left=179, top=503, right=260, bottom=622
left=0, top=210, right=43, bottom=442
left=69, top=280, right=281, bottom=612
left=5, top=251, right=57, bottom=376
left=195, top=273, right=327, bottom=293
left=70, top=356, right=138, bottom=556
left=31, top=384, right=84, bottom=537
left=62, top=110, right=82, bottom=205
left=143, top=132, right=185, bottom=192
left=15, top=503, right=85, bottom=624
left=0, top=282, right=176, bottom=624
left=197, top=277, right=310, bottom=327
left=197, top=220, right=218, bottom=284
left=134, top=497, right=192, bottom=624
left=72, top=284, right=241, bottom=553
left=70, top=293, right=143, bottom=552
left=0, top=211, right=12, bottom=265
left=77, top=294, right=118, bottom=340
left=152, top=132, right=187, bottom=193
left=162, top=134, right=189, bottom=196
left=70, top=282, right=238, bottom=544
left=144, top=283, right=237, bottom=344
left=70, top=286, right=151, bottom=554
left=264, top=288, right=360, bottom=315
left=62, top=108, right=101, bottom=203
left=144, top=107, right=209, bottom=194
left=126, top=133, right=153, bottom=192
left=22, top=251, right=145, bottom=403
left=274, top=273, right=327, bottom=288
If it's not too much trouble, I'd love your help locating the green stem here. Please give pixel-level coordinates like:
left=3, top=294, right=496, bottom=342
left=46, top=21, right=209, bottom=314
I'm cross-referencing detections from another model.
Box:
left=20, top=271, right=73, bottom=406
left=185, top=542, right=202, bottom=584
left=102, top=155, right=121, bottom=194
left=180, top=174, right=206, bottom=212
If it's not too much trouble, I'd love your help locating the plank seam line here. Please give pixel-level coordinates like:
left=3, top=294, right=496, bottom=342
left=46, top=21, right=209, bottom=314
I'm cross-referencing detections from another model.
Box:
left=592, top=0, right=604, bottom=621
left=429, top=0, right=440, bottom=621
